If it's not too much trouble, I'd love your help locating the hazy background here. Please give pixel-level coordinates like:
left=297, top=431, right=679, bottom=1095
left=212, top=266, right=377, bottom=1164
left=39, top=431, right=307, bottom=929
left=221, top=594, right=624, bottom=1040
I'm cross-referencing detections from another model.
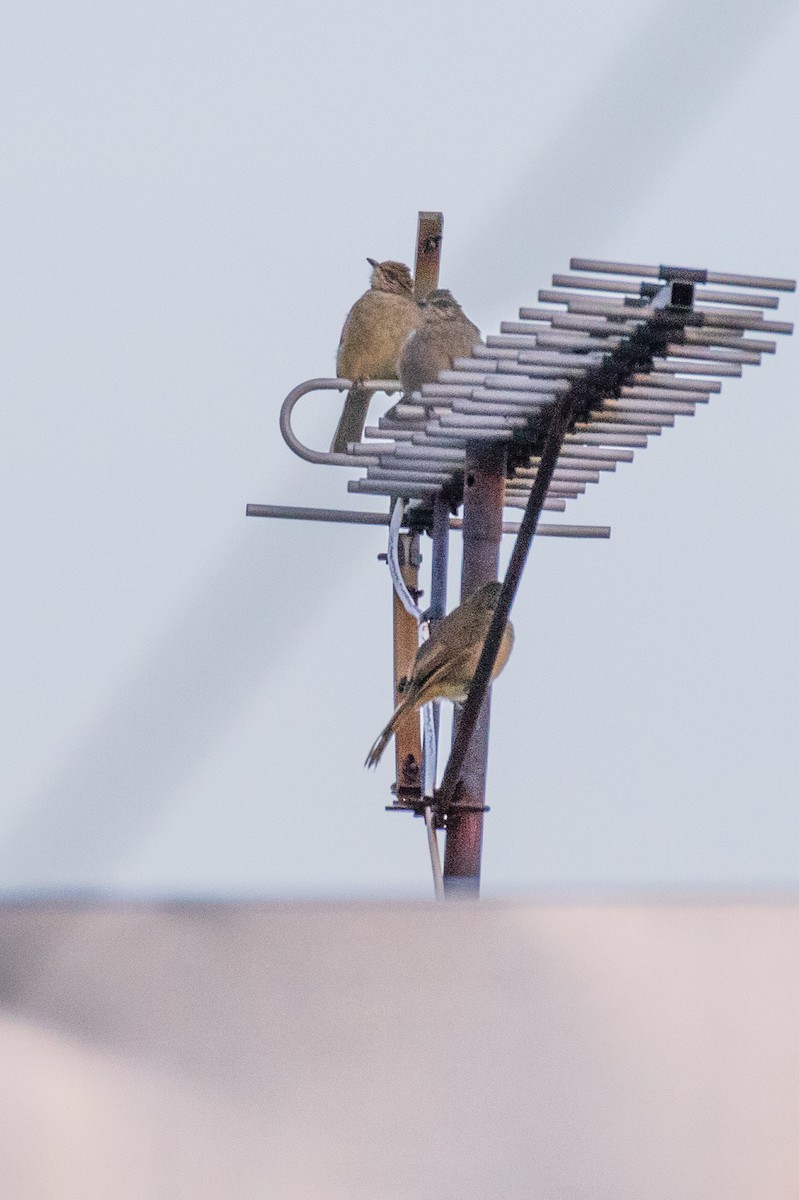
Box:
left=3, top=0, right=798, bottom=898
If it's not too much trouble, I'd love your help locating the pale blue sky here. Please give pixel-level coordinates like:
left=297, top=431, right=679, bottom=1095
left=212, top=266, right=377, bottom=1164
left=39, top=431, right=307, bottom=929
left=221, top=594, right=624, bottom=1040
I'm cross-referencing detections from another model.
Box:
left=2, top=0, right=798, bottom=896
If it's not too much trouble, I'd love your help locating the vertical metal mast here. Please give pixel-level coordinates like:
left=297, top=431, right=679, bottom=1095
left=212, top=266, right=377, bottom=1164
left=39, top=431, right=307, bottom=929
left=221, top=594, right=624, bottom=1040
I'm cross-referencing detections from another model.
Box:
left=442, top=441, right=506, bottom=895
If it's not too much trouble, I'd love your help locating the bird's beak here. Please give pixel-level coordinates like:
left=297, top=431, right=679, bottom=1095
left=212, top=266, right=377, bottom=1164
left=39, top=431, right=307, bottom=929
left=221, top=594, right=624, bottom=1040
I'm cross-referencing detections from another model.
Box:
left=366, top=257, right=379, bottom=268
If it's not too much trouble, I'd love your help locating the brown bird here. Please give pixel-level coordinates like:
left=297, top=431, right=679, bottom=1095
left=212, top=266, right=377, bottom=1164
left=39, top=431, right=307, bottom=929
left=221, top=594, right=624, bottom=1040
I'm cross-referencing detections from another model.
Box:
left=395, top=288, right=481, bottom=406
left=332, top=259, right=422, bottom=453
left=365, top=580, right=514, bottom=768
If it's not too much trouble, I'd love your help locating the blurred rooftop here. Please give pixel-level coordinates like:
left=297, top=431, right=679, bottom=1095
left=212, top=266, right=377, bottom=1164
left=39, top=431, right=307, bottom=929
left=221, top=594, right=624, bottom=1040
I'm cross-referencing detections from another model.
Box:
left=1, top=896, right=797, bottom=1198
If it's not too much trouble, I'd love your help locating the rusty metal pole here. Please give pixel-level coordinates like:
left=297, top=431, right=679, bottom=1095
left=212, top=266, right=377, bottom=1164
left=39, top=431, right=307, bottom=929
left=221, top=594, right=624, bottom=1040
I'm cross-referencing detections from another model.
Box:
left=391, top=531, right=423, bottom=797
left=413, top=212, right=444, bottom=303
left=442, top=441, right=506, bottom=895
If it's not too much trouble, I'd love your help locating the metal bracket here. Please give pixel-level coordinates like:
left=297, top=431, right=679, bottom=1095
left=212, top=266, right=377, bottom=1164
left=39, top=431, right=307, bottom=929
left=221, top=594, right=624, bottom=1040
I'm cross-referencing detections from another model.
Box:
left=652, top=280, right=695, bottom=311
left=385, top=797, right=491, bottom=826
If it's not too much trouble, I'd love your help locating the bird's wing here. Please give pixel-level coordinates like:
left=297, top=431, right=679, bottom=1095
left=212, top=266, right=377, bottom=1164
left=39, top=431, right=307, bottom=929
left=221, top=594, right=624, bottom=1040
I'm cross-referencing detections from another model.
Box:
left=411, top=625, right=457, bottom=685
left=411, top=645, right=479, bottom=705
left=413, top=617, right=511, bottom=706
left=417, top=597, right=491, bottom=668
left=410, top=588, right=496, bottom=691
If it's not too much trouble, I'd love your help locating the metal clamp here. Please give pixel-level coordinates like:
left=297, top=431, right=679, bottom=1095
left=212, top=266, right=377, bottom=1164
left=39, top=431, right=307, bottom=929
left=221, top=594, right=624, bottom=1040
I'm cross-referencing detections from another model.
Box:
left=279, top=377, right=400, bottom=465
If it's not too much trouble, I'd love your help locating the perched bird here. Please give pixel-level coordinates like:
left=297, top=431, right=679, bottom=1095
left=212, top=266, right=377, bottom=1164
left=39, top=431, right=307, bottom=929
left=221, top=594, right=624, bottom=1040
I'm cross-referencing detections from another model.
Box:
left=393, top=288, right=481, bottom=412
left=332, top=258, right=422, bottom=453
left=365, top=580, right=514, bottom=768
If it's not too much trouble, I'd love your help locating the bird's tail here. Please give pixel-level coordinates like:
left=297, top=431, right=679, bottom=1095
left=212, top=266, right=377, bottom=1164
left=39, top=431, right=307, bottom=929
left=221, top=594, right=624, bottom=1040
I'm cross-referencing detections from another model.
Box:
left=331, top=382, right=371, bottom=453
left=364, top=720, right=395, bottom=770
left=365, top=694, right=414, bottom=769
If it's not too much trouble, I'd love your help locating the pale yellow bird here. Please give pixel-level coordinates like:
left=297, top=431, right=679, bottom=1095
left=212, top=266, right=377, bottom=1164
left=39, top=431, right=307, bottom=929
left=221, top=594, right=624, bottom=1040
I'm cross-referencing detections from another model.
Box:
left=365, top=581, right=514, bottom=768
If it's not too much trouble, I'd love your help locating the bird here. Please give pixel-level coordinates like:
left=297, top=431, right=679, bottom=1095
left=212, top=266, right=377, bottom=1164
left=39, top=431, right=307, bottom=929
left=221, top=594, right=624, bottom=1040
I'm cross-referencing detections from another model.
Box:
left=331, top=258, right=422, bottom=453
left=390, top=288, right=482, bottom=416
left=365, top=580, right=514, bottom=768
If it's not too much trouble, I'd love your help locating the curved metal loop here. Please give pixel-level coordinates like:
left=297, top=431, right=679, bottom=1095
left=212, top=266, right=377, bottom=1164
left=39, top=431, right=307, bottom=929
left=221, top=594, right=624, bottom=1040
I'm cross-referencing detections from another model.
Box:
left=387, top=499, right=420, bottom=620
left=279, top=377, right=400, bottom=466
